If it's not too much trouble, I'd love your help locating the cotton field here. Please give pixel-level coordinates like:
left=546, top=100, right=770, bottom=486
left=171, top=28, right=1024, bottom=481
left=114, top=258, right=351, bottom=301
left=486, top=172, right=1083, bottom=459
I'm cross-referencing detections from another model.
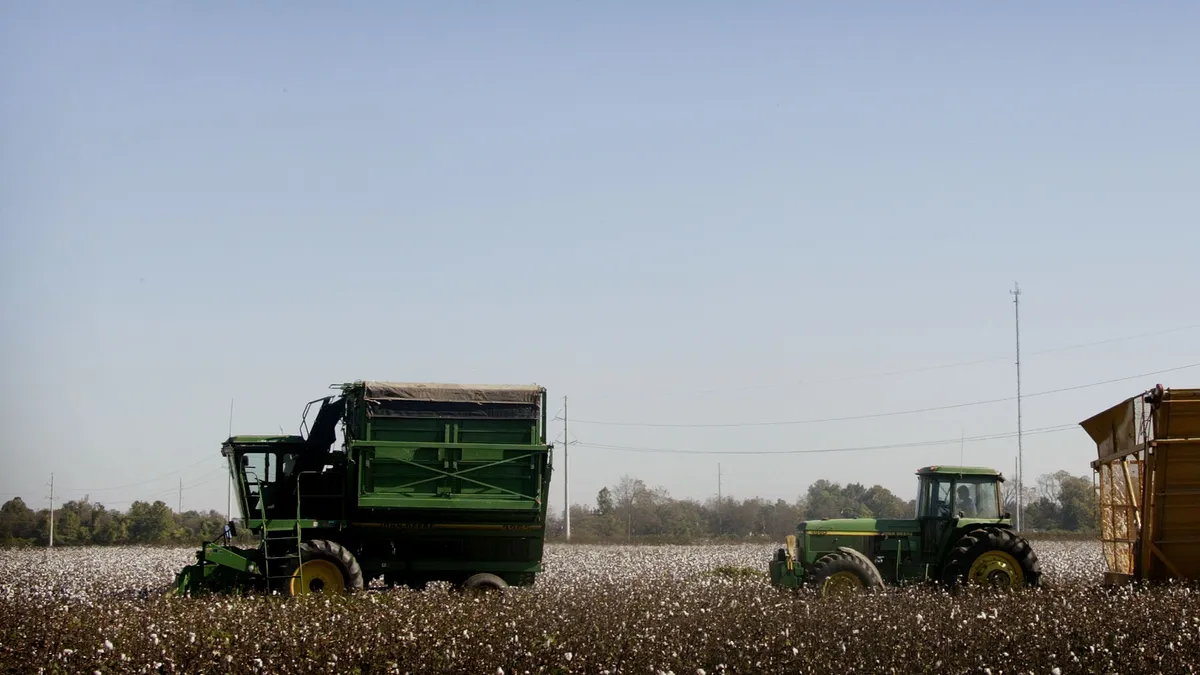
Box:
left=1, top=541, right=1198, bottom=674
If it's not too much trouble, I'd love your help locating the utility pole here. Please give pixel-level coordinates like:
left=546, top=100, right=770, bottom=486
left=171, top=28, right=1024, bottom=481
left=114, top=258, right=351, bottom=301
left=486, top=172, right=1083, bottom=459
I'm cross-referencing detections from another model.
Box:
left=563, top=395, right=570, bottom=541
left=48, top=473, right=54, bottom=548
left=178, top=477, right=183, bottom=513
left=717, top=463, right=723, bottom=535
left=1011, top=282, right=1024, bottom=532
left=1014, top=457, right=1018, bottom=515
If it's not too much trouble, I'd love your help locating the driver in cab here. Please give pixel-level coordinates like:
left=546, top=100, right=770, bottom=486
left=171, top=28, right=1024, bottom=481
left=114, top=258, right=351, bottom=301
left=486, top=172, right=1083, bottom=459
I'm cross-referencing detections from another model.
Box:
left=956, top=485, right=977, bottom=517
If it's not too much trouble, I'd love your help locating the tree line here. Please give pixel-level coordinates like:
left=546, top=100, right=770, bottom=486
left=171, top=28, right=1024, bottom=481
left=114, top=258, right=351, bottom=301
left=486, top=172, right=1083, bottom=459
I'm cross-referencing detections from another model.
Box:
left=545, top=470, right=1099, bottom=542
left=1, top=468, right=1098, bottom=547
left=0, top=497, right=235, bottom=547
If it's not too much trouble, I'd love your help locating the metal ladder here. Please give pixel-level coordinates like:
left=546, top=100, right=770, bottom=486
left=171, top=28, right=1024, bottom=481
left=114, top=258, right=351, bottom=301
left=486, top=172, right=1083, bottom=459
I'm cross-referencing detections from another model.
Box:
left=257, top=487, right=304, bottom=592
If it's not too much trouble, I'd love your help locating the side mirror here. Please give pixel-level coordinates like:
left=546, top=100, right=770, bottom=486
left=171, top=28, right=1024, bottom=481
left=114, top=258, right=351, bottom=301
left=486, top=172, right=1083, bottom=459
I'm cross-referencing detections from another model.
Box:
left=1003, top=511, right=1012, bottom=519
left=242, top=455, right=250, bottom=467
left=226, top=521, right=237, bottom=537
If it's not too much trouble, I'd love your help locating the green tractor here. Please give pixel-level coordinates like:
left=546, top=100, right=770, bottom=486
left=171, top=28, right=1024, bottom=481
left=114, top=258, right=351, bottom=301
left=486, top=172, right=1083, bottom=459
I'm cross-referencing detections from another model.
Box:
left=769, top=465, right=1041, bottom=596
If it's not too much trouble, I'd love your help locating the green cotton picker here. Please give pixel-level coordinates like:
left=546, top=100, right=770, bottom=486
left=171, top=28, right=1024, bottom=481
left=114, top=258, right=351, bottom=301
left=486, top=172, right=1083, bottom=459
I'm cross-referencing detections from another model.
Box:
left=171, top=381, right=554, bottom=596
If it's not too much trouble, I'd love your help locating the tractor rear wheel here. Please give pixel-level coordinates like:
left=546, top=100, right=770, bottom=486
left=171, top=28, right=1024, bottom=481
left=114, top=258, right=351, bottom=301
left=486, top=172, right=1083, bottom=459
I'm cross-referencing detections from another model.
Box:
left=808, top=551, right=884, bottom=597
left=289, top=540, right=365, bottom=596
left=462, top=572, right=508, bottom=591
left=942, top=527, right=1041, bottom=591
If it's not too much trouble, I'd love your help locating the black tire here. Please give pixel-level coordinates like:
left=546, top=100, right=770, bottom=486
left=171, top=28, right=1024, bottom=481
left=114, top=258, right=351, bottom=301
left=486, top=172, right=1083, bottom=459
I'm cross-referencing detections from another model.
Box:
left=941, top=526, right=1041, bottom=590
left=294, top=539, right=365, bottom=593
left=807, top=550, right=884, bottom=596
left=462, top=572, right=508, bottom=591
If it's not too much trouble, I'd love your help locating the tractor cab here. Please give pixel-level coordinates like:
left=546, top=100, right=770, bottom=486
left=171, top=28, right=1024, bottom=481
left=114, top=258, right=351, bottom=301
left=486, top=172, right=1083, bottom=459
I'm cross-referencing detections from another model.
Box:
left=915, top=466, right=1004, bottom=520
left=914, top=465, right=1007, bottom=560
left=223, top=395, right=350, bottom=525
left=224, top=435, right=310, bottom=522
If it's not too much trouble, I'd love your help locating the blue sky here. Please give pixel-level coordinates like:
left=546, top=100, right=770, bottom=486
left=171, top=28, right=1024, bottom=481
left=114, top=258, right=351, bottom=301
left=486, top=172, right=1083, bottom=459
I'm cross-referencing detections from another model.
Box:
left=2, top=2, right=1198, bottom=516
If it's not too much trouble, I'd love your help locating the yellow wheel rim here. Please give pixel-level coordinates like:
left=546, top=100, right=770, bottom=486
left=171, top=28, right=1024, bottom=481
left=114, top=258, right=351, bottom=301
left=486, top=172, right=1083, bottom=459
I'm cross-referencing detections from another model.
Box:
left=290, top=559, right=345, bottom=596
left=821, top=570, right=865, bottom=596
left=967, top=551, right=1024, bottom=588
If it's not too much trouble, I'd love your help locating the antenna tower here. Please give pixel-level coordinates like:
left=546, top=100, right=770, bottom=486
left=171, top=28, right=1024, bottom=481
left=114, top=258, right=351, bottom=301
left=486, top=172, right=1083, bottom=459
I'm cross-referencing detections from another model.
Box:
left=1011, top=282, right=1024, bottom=532
left=563, top=395, right=570, bottom=541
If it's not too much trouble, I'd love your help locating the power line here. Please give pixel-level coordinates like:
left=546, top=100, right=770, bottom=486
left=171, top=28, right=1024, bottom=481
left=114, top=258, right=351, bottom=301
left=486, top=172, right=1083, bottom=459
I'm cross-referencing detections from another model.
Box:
left=570, top=323, right=1200, bottom=401
left=27, top=464, right=229, bottom=508
left=33, top=470, right=230, bottom=509
left=575, top=423, right=1078, bottom=456
left=70, top=456, right=218, bottom=492
left=186, top=473, right=227, bottom=489
left=568, top=362, right=1200, bottom=428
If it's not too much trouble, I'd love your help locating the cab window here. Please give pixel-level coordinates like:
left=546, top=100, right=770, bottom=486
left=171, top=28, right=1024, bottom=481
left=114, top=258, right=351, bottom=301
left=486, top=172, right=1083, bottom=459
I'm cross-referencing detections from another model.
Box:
left=919, top=477, right=954, bottom=518
left=954, top=480, right=1000, bottom=519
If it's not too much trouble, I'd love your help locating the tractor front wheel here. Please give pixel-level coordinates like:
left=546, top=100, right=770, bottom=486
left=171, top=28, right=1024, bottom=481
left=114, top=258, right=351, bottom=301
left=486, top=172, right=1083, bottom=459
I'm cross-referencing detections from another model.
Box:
left=808, top=551, right=884, bottom=597
left=942, top=527, right=1041, bottom=591
left=289, top=540, right=365, bottom=596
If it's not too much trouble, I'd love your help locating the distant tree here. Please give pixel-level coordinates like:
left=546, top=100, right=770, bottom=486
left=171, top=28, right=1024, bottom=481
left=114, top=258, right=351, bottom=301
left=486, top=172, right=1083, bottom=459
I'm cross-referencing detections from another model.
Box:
left=1055, top=472, right=1098, bottom=532
left=127, top=501, right=176, bottom=543
left=656, top=499, right=706, bottom=538
left=770, top=498, right=805, bottom=537
left=611, top=475, right=648, bottom=538
left=55, top=509, right=86, bottom=545
left=861, top=485, right=910, bottom=519
left=596, top=487, right=614, bottom=516
left=92, top=509, right=128, bottom=544
left=803, top=480, right=845, bottom=519
left=0, top=498, right=36, bottom=545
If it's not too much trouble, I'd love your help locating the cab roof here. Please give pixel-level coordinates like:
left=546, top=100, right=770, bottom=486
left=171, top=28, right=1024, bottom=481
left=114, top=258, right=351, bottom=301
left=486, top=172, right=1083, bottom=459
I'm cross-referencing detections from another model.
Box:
left=224, top=435, right=305, bottom=445
left=916, top=465, right=1004, bottom=479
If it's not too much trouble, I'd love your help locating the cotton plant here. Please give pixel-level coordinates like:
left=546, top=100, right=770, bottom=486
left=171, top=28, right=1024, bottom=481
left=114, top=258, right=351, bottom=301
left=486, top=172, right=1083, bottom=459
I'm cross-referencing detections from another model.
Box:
left=2, top=540, right=1197, bottom=673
